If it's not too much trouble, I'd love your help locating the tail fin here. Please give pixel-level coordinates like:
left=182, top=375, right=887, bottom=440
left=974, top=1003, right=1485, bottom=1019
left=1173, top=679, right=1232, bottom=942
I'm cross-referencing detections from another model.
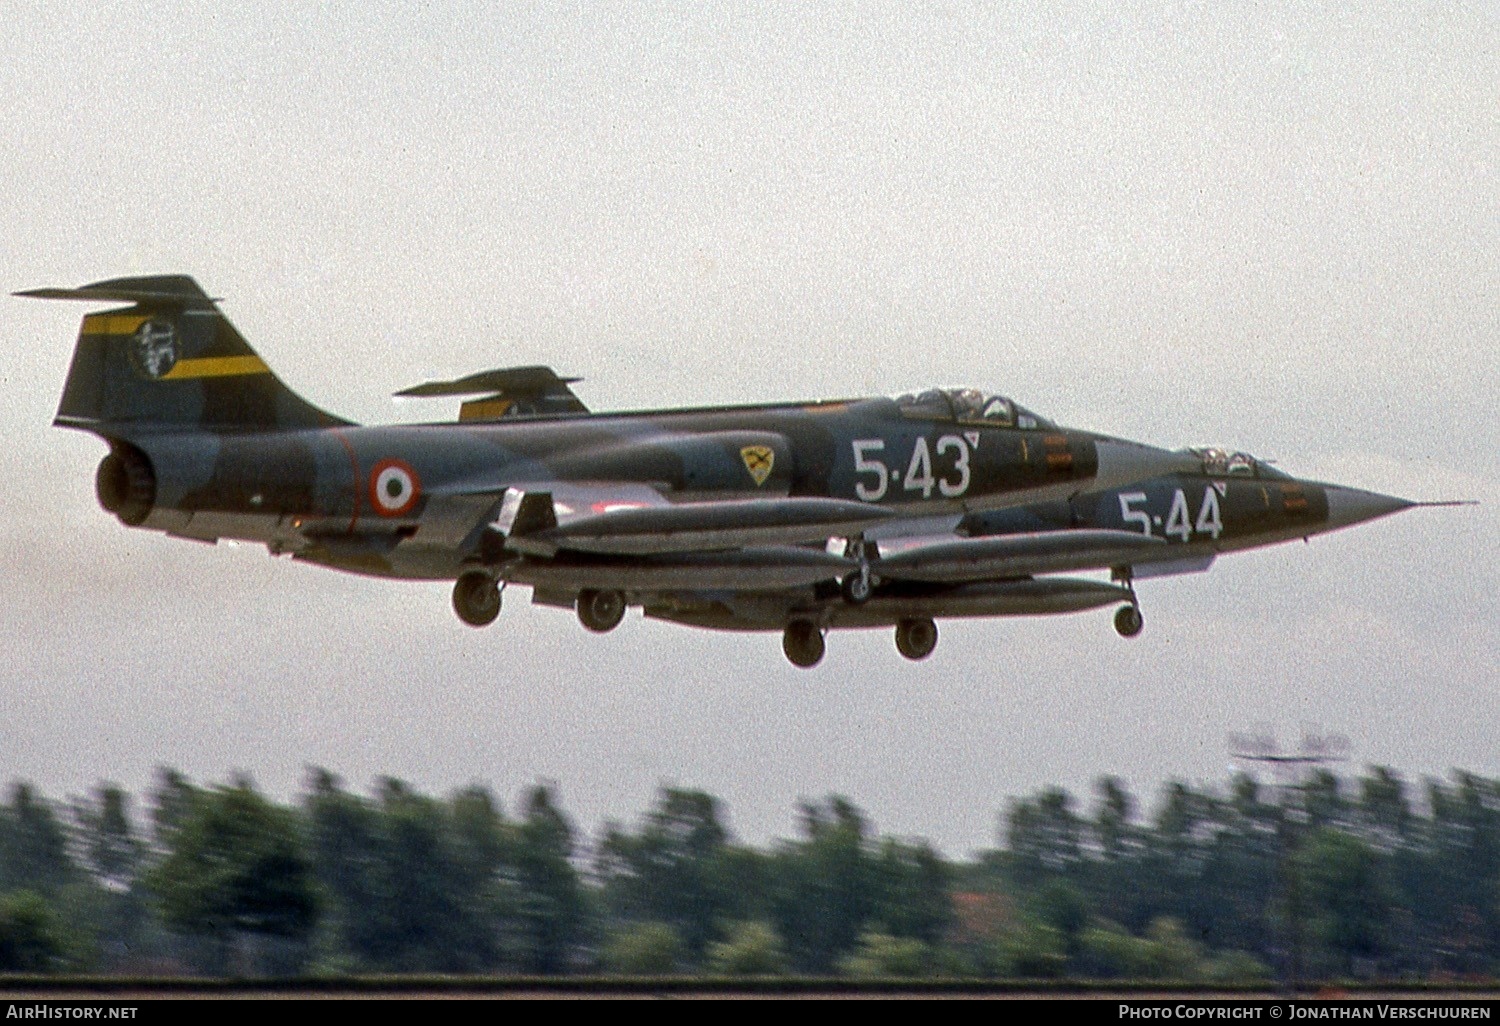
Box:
left=19, top=275, right=350, bottom=433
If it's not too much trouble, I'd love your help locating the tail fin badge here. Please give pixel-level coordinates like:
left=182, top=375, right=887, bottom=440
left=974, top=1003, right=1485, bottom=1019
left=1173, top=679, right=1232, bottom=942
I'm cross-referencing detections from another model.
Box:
left=741, top=445, right=774, bottom=486
left=130, top=321, right=179, bottom=379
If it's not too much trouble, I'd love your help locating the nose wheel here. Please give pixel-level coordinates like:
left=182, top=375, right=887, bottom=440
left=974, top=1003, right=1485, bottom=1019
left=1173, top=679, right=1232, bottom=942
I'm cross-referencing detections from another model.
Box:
left=782, top=620, right=825, bottom=668
left=1110, top=566, right=1144, bottom=638
left=840, top=536, right=878, bottom=605
left=453, top=571, right=502, bottom=627
left=841, top=566, right=873, bottom=604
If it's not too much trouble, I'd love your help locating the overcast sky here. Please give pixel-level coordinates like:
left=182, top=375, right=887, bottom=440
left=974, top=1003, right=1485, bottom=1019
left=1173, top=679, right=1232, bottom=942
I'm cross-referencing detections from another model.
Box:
left=2, top=2, right=1495, bottom=856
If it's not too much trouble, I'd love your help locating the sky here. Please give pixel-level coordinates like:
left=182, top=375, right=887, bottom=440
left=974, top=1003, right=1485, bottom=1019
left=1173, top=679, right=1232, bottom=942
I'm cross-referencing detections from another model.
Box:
left=1, top=2, right=1495, bottom=857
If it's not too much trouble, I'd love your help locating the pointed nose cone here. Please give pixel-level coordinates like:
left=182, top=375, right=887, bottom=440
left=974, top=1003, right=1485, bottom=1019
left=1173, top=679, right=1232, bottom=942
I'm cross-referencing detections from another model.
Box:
left=1323, top=486, right=1414, bottom=531
left=1092, top=438, right=1203, bottom=490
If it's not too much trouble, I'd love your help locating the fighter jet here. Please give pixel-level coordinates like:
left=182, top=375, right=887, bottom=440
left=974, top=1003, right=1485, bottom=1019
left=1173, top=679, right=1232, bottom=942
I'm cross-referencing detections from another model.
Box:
left=23, top=275, right=1454, bottom=667
left=658, top=449, right=1466, bottom=665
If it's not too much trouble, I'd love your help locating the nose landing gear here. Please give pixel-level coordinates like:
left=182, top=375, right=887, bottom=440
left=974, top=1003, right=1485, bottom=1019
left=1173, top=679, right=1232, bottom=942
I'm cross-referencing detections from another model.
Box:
left=1111, top=567, right=1144, bottom=638
left=840, top=536, right=878, bottom=605
left=1114, top=604, right=1144, bottom=638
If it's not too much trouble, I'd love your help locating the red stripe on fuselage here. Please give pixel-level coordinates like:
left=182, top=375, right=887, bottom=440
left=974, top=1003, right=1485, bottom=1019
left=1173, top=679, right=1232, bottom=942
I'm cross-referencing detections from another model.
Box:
left=331, top=428, right=361, bottom=533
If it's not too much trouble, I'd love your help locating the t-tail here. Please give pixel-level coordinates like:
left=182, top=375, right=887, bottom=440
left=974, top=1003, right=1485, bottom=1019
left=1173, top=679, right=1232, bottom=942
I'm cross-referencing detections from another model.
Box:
left=20, top=274, right=349, bottom=436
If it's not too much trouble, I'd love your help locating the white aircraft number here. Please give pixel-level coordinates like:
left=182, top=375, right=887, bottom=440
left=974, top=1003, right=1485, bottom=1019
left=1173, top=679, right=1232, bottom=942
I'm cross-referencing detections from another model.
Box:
left=852, top=436, right=971, bottom=502
left=1118, top=486, right=1223, bottom=542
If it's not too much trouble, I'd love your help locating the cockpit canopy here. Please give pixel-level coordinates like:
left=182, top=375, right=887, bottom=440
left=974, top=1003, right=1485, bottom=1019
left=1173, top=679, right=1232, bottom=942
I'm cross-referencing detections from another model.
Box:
left=894, top=388, right=1053, bottom=430
left=1186, top=447, right=1289, bottom=480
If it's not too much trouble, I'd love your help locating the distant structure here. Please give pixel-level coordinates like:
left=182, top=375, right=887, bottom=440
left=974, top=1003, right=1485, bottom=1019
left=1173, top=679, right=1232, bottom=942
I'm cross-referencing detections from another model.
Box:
left=1229, top=727, right=1351, bottom=996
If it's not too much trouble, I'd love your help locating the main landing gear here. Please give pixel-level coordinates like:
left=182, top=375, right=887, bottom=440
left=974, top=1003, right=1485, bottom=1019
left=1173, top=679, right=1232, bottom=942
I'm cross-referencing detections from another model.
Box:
left=782, top=620, right=825, bottom=668
left=895, top=617, right=938, bottom=660
left=782, top=617, right=940, bottom=667
left=453, top=571, right=502, bottom=627
left=577, top=588, right=627, bottom=633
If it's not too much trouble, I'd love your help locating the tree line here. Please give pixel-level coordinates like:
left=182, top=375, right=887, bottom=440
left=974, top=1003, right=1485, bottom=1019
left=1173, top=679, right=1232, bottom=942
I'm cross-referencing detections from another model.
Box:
left=1, top=766, right=1497, bottom=980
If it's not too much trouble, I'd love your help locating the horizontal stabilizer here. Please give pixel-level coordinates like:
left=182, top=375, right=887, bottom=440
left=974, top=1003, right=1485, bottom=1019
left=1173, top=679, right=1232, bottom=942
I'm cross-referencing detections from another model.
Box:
left=16, top=275, right=217, bottom=308
left=397, top=365, right=587, bottom=420
left=877, top=529, right=1166, bottom=583
left=508, top=497, right=895, bottom=557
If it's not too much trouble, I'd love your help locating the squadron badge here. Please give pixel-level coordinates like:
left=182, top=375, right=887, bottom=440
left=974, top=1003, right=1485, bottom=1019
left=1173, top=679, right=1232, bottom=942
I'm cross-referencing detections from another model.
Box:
left=740, top=445, right=774, bottom=486
left=130, top=320, right=179, bottom=379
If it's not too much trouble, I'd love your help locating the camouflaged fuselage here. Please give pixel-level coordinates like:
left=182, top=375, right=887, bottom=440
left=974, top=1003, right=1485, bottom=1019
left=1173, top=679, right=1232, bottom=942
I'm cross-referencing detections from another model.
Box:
left=119, top=398, right=1110, bottom=580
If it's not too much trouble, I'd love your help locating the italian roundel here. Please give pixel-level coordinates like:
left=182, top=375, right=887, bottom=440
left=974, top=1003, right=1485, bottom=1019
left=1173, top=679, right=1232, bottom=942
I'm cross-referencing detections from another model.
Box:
left=369, top=459, right=421, bottom=517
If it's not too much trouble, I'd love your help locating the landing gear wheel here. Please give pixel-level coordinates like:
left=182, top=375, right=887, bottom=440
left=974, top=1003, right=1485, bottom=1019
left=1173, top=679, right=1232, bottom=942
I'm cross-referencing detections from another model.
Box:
left=453, top=572, right=502, bottom=627
left=1114, top=604, right=1143, bottom=638
left=782, top=620, right=825, bottom=668
left=895, top=617, right=938, bottom=660
left=577, top=589, right=627, bottom=633
left=841, top=536, right=876, bottom=605
left=841, top=568, right=873, bottom=605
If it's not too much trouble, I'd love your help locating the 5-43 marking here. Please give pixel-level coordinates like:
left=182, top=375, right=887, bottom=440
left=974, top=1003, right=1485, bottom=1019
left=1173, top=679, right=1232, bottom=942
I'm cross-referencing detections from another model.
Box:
left=852, top=436, right=972, bottom=501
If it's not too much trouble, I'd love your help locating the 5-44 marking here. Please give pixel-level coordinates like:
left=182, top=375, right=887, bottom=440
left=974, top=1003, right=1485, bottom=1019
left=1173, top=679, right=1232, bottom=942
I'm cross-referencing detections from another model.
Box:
left=1119, top=485, right=1223, bottom=541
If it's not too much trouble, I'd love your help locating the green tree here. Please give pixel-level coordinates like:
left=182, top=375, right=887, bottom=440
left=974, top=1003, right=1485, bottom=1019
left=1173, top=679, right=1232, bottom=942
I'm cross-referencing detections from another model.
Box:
left=303, top=769, right=386, bottom=968
left=1005, top=787, right=1083, bottom=890
left=1301, top=770, right=1350, bottom=832
left=0, top=783, right=74, bottom=896
left=1093, top=776, right=1136, bottom=861
left=769, top=796, right=875, bottom=972
left=1084, top=777, right=1151, bottom=931
left=513, top=784, right=585, bottom=973
left=0, top=891, right=67, bottom=971
left=705, top=920, right=787, bottom=976
left=869, top=837, right=953, bottom=945
left=148, top=778, right=317, bottom=974
left=73, top=784, right=144, bottom=892
left=595, top=787, right=735, bottom=962
left=373, top=778, right=473, bottom=970
left=992, top=917, right=1068, bottom=979
left=1194, top=774, right=1277, bottom=957
left=1357, top=766, right=1412, bottom=850
left=305, top=773, right=523, bottom=972
left=149, top=768, right=197, bottom=851
left=70, top=783, right=149, bottom=969
left=839, top=929, right=933, bottom=978
left=1295, top=827, right=1392, bottom=975
left=448, top=783, right=521, bottom=966
left=601, top=921, right=683, bottom=975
